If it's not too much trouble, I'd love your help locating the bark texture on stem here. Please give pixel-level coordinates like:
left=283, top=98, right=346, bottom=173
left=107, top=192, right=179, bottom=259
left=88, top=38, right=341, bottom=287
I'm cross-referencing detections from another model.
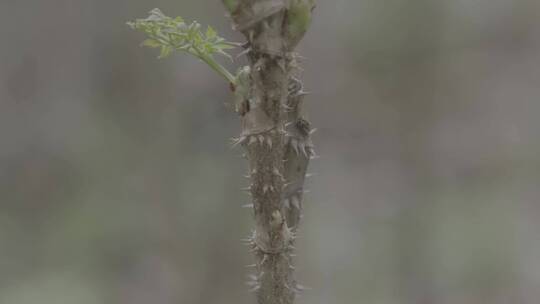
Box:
left=224, top=1, right=315, bottom=303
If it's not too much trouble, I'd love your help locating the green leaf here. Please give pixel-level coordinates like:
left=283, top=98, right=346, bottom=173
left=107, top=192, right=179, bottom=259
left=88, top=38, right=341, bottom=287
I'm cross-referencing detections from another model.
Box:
left=206, top=26, right=217, bottom=40
left=141, top=39, right=161, bottom=48
left=158, top=46, right=172, bottom=58
left=148, top=8, right=165, bottom=20
left=128, top=8, right=238, bottom=83
left=217, top=43, right=236, bottom=50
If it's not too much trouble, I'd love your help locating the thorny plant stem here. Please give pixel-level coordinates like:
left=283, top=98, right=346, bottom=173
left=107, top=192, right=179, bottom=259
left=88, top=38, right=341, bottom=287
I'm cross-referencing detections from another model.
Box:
left=224, top=1, right=316, bottom=304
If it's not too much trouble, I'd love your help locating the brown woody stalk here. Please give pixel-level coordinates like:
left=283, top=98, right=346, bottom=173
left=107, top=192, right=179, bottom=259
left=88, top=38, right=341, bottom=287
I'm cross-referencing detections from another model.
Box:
left=224, top=1, right=316, bottom=303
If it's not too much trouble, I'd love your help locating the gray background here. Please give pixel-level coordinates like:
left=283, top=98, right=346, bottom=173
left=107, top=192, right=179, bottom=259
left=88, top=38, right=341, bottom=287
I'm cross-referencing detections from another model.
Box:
left=1, top=1, right=540, bottom=303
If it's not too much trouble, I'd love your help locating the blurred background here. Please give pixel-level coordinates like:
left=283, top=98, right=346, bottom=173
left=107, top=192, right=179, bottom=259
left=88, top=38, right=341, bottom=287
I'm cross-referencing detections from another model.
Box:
left=1, top=0, right=540, bottom=303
